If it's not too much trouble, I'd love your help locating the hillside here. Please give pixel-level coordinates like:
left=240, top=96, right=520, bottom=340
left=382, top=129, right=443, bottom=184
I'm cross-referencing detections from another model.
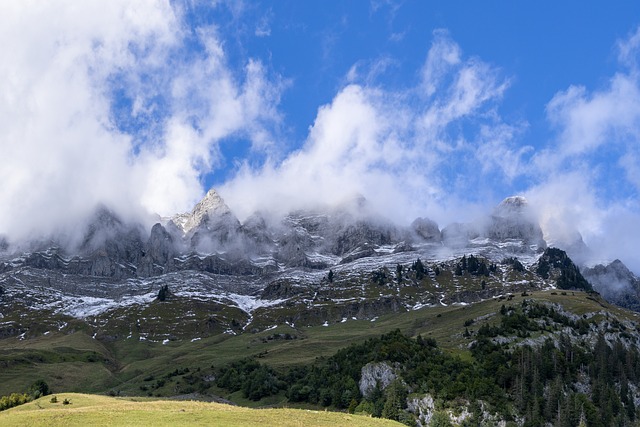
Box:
left=3, top=288, right=640, bottom=425
left=0, top=393, right=401, bottom=427
left=2, top=193, right=640, bottom=425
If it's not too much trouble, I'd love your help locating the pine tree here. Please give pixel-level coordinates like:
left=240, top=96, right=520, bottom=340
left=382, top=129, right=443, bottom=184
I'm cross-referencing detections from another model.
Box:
left=396, top=264, right=403, bottom=284
left=413, top=258, right=425, bottom=280
left=157, top=285, right=169, bottom=301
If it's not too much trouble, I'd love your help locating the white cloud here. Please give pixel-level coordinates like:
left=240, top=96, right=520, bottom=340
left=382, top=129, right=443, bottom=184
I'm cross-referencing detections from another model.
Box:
left=255, top=13, right=272, bottom=37
left=221, top=32, right=518, bottom=225
left=3, top=3, right=639, bottom=277
left=528, top=26, right=640, bottom=271
left=420, top=30, right=462, bottom=97
left=0, top=1, right=283, bottom=242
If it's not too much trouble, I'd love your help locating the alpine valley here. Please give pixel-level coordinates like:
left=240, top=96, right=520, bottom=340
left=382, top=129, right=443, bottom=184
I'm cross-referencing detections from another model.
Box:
left=2, top=191, right=640, bottom=426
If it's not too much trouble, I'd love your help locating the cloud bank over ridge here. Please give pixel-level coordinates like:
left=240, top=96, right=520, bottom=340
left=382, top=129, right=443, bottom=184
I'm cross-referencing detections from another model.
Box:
left=0, top=2, right=639, bottom=273
left=0, top=1, right=282, bottom=242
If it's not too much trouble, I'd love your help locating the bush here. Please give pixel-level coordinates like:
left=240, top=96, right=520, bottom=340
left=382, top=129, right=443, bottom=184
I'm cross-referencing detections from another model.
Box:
left=0, top=393, right=31, bottom=411
left=28, top=380, right=50, bottom=399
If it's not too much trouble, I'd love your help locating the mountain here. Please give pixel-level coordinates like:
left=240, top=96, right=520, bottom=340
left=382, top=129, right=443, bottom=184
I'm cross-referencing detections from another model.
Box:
left=170, top=189, right=242, bottom=252
left=0, top=192, right=631, bottom=319
left=486, top=196, right=546, bottom=249
left=0, top=190, right=621, bottom=357
left=583, top=259, right=640, bottom=311
left=2, top=191, right=640, bottom=425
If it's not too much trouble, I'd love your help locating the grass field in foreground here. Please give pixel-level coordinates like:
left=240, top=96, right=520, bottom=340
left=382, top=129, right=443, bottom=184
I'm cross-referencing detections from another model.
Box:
left=0, top=393, right=402, bottom=427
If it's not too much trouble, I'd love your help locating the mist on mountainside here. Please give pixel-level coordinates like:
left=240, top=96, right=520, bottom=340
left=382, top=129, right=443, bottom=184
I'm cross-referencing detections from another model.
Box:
left=0, top=2, right=639, bottom=279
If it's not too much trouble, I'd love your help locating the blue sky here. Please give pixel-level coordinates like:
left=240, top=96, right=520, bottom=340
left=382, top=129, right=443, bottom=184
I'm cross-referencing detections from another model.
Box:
left=1, top=1, right=640, bottom=271
left=203, top=1, right=639, bottom=177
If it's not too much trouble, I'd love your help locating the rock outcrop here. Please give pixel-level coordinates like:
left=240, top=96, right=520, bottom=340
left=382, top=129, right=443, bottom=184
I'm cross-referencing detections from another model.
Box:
left=534, top=247, right=591, bottom=291
left=359, top=362, right=397, bottom=398
left=583, top=260, right=640, bottom=311
left=486, top=196, right=546, bottom=249
left=411, top=217, right=441, bottom=242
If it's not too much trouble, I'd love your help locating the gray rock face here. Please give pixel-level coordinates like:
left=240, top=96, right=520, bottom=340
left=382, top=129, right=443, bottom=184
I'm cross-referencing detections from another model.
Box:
left=241, top=212, right=275, bottom=249
left=138, top=223, right=177, bottom=277
left=330, top=219, right=399, bottom=256
left=0, top=192, right=561, bottom=282
left=441, top=196, right=546, bottom=252
left=359, top=362, right=397, bottom=398
left=411, top=217, right=441, bottom=241
left=268, top=207, right=403, bottom=267
left=77, top=207, right=145, bottom=278
left=486, top=196, right=546, bottom=248
left=172, top=189, right=242, bottom=253
left=275, top=227, right=316, bottom=268
left=585, top=259, right=637, bottom=287
left=583, top=260, right=640, bottom=311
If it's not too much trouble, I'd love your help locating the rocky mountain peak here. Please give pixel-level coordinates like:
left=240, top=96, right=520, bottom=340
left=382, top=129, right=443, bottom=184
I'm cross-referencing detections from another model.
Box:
left=487, top=196, right=545, bottom=248
left=174, top=189, right=239, bottom=236
left=80, top=205, right=124, bottom=250
left=583, top=259, right=638, bottom=290
left=493, top=196, right=530, bottom=218
left=411, top=217, right=441, bottom=241
left=534, top=247, right=591, bottom=291
left=582, top=259, right=640, bottom=311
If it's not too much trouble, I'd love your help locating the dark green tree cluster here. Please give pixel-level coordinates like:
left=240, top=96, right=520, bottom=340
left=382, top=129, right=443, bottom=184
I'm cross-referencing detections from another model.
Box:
left=471, top=301, right=640, bottom=426
left=503, top=257, right=526, bottom=272
left=536, top=248, right=592, bottom=291
left=215, top=330, right=504, bottom=424
left=456, top=255, right=491, bottom=277
left=411, top=258, right=425, bottom=280
left=0, top=393, right=31, bottom=411
left=215, top=359, right=285, bottom=401
left=213, top=308, right=640, bottom=425
left=396, top=264, right=403, bottom=284
left=477, top=301, right=591, bottom=340
left=371, top=268, right=387, bottom=286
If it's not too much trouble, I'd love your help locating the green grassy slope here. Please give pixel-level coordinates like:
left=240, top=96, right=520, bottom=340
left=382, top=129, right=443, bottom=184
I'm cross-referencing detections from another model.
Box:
left=0, top=393, right=402, bottom=427
left=0, top=290, right=633, bottom=399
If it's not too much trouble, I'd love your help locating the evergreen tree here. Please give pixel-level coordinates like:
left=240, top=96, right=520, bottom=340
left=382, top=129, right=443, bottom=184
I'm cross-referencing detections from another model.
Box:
left=413, top=258, right=425, bottom=280
left=430, top=411, right=453, bottom=426
left=396, top=264, right=403, bottom=284
left=157, top=284, right=169, bottom=301
left=381, top=379, right=407, bottom=421
left=455, top=264, right=463, bottom=276
left=28, top=380, right=50, bottom=399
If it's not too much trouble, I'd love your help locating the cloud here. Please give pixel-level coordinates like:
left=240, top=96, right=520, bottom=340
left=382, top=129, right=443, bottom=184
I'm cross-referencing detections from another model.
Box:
left=528, top=26, right=640, bottom=271
left=420, top=30, right=462, bottom=97
left=0, top=1, right=283, bottom=243
left=2, top=3, right=639, bottom=277
left=255, top=12, right=272, bottom=37
left=221, top=31, right=522, bottom=225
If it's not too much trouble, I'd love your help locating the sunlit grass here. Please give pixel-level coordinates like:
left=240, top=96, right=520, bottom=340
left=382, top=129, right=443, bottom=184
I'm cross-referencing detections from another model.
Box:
left=0, top=393, right=402, bottom=427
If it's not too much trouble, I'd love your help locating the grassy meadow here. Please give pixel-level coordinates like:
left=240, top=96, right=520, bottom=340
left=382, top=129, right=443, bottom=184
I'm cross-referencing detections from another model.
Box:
left=0, top=393, right=402, bottom=427
left=0, top=289, right=627, bottom=399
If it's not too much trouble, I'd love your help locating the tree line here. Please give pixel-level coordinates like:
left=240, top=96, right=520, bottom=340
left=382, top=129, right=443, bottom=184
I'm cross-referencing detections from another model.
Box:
left=211, top=302, right=640, bottom=426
